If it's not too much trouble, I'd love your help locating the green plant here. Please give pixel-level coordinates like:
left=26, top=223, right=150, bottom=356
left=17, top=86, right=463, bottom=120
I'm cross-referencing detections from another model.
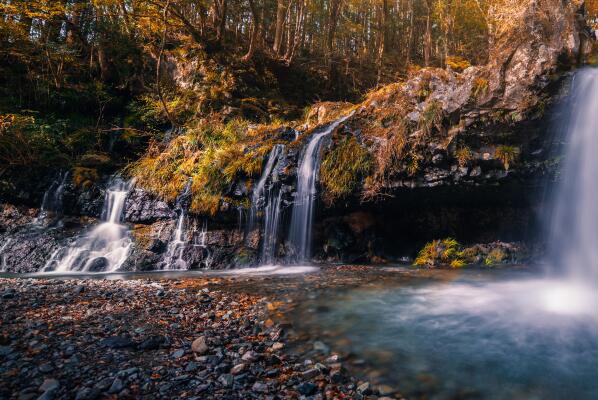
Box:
left=320, top=135, right=373, bottom=204
left=495, top=145, right=519, bottom=170
left=455, top=146, right=473, bottom=167
left=419, top=100, right=443, bottom=136
left=472, top=77, right=489, bottom=99
left=485, top=248, right=507, bottom=266
left=414, top=238, right=467, bottom=268
left=446, top=56, right=471, bottom=72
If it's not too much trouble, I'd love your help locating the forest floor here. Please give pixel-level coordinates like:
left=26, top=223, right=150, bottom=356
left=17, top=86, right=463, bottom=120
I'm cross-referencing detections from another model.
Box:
left=0, top=266, right=424, bottom=399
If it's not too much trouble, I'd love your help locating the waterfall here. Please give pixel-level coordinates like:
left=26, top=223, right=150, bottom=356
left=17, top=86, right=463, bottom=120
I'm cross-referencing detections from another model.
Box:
left=43, top=178, right=133, bottom=273
left=248, top=144, right=286, bottom=264
left=248, top=145, right=285, bottom=230
left=548, top=68, right=598, bottom=280
left=161, top=179, right=192, bottom=270
left=0, top=238, right=11, bottom=272
left=288, top=115, right=352, bottom=263
left=38, top=171, right=69, bottom=220
left=162, top=211, right=188, bottom=270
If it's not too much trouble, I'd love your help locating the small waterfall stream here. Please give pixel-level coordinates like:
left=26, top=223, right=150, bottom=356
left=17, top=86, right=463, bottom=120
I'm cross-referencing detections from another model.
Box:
left=248, top=144, right=286, bottom=264
left=288, top=115, right=351, bottom=263
left=549, top=68, right=598, bottom=279
left=37, top=171, right=69, bottom=221
left=161, top=180, right=193, bottom=270
left=43, top=178, right=133, bottom=273
left=162, top=211, right=189, bottom=270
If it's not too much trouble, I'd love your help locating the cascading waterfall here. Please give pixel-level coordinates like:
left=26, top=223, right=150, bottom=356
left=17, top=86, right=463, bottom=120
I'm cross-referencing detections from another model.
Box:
left=38, top=171, right=69, bottom=221
left=161, top=179, right=192, bottom=270
left=0, top=238, right=11, bottom=272
left=548, top=68, right=598, bottom=280
left=248, top=144, right=286, bottom=264
left=162, top=211, right=188, bottom=270
left=288, top=114, right=351, bottom=263
left=43, top=178, right=133, bottom=273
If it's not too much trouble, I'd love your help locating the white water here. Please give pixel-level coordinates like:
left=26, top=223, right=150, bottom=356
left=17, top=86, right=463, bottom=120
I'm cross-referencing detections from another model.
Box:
left=549, top=68, right=598, bottom=280
left=36, top=171, right=69, bottom=222
left=0, top=238, right=11, bottom=272
left=43, top=179, right=133, bottom=273
left=162, top=212, right=188, bottom=270
left=288, top=115, right=351, bottom=262
left=248, top=144, right=286, bottom=264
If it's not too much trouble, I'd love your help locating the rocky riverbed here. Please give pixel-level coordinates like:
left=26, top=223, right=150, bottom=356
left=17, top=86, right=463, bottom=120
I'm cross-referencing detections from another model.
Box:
left=0, top=268, right=416, bottom=400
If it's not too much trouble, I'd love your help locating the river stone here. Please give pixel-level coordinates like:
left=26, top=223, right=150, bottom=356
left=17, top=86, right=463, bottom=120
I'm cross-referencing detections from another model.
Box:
left=99, top=336, right=134, bottom=349
left=191, top=336, right=209, bottom=354
left=87, top=257, right=108, bottom=272
left=39, top=379, right=60, bottom=393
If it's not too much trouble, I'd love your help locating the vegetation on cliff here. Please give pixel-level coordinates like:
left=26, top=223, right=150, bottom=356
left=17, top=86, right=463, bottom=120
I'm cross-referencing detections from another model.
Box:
left=0, top=0, right=596, bottom=208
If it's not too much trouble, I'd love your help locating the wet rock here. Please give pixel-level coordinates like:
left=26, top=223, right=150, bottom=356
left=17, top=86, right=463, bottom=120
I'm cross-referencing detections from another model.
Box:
left=107, top=378, right=124, bottom=394
left=124, top=188, right=175, bottom=223
left=87, top=257, right=108, bottom=272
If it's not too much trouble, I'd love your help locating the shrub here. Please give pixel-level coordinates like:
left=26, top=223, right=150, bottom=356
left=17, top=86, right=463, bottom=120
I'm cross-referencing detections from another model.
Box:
left=485, top=248, right=507, bottom=266
left=419, top=100, right=443, bottom=137
left=414, top=238, right=467, bottom=268
left=446, top=56, right=471, bottom=72
left=320, top=135, right=373, bottom=204
left=455, top=146, right=473, bottom=167
left=72, top=167, right=99, bottom=189
left=472, top=77, right=489, bottom=99
left=495, top=145, right=519, bottom=170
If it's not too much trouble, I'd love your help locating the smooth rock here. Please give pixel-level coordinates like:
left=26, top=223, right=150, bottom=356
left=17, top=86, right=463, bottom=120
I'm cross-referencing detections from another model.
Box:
left=191, top=336, right=209, bottom=354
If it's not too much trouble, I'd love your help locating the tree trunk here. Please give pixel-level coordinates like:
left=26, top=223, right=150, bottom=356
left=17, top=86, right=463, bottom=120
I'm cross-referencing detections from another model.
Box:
left=326, top=0, right=343, bottom=65
left=242, top=0, right=260, bottom=61
left=273, top=0, right=287, bottom=55
left=423, top=0, right=432, bottom=67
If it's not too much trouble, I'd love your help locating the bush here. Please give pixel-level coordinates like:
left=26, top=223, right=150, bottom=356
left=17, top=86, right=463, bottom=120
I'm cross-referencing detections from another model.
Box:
left=414, top=238, right=467, bottom=268
left=495, top=145, right=519, bottom=170
left=446, top=56, right=472, bottom=72
left=320, top=135, right=373, bottom=204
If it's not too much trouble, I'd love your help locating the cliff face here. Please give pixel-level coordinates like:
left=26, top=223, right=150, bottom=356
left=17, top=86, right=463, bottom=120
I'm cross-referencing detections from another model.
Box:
left=0, top=0, right=594, bottom=273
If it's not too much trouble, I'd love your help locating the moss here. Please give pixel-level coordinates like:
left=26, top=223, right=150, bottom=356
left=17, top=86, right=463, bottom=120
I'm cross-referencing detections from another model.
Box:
left=130, top=117, right=286, bottom=216
left=320, top=135, right=373, bottom=204
left=414, top=238, right=467, bottom=268
left=446, top=56, right=472, bottom=72
left=495, top=145, right=519, bottom=170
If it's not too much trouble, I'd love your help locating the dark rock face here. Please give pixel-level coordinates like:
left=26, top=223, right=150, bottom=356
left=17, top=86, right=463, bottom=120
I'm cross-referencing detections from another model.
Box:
left=124, top=188, right=176, bottom=224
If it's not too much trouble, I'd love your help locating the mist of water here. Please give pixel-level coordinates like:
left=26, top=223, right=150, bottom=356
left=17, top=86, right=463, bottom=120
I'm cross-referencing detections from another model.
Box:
left=548, top=68, right=598, bottom=280
left=43, top=178, right=133, bottom=273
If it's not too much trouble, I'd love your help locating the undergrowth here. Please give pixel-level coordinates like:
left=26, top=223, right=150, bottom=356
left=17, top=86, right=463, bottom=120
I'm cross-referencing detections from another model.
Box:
left=320, top=135, right=373, bottom=204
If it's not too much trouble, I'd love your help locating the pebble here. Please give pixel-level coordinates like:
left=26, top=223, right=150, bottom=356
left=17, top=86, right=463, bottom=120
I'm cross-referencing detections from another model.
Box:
left=191, top=336, right=209, bottom=354
left=230, top=363, right=246, bottom=375
left=297, top=382, right=317, bottom=396
left=108, top=378, right=124, bottom=394
left=39, top=379, right=60, bottom=393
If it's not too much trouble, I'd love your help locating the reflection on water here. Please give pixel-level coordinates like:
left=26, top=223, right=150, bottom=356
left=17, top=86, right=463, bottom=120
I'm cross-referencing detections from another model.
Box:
left=294, top=274, right=598, bottom=399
